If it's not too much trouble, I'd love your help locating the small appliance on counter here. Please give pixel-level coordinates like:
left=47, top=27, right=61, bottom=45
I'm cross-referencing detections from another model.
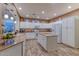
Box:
left=19, top=28, right=25, bottom=33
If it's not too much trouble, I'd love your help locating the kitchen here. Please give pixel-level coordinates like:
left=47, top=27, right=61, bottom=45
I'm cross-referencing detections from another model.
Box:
left=0, top=3, right=79, bottom=56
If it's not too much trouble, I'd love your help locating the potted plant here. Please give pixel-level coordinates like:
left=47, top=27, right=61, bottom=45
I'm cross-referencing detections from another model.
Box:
left=3, top=33, right=14, bottom=45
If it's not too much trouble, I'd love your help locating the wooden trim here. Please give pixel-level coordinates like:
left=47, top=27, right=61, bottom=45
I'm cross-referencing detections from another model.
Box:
left=19, top=16, right=49, bottom=23
left=49, top=8, right=79, bottom=22
left=12, top=3, right=50, bottom=23
left=20, top=16, right=25, bottom=21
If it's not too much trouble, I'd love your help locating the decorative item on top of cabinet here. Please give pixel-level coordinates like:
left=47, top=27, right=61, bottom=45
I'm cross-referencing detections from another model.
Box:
left=20, top=16, right=25, bottom=22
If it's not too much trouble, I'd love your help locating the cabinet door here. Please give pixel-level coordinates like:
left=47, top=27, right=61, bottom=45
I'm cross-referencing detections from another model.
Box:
left=62, top=19, right=68, bottom=44
left=62, top=17, right=75, bottom=47
left=67, top=18, right=75, bottom=47
left=42, top=36, right=47, bottom=50
left=0, top=43, right=23, bottom=56
left=37, top=34, right=42, bottom=44
left=55, top=23, right=62, bottom=43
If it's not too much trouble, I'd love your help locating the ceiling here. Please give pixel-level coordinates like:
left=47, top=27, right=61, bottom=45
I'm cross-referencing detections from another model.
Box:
left=2, top=3, right=79, bottom=20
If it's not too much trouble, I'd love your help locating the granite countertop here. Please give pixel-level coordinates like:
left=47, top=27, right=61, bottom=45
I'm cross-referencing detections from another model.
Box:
left=0, top=33, right=26, bottom=51
left=39, top=32, right=57, bottom=37
left=0, top=32, right=57, bottom=51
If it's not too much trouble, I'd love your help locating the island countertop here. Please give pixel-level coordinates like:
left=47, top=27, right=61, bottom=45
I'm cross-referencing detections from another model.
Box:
left=39, top=32, right=57, bottom=37
left=0, top=33, right=26, bottom=51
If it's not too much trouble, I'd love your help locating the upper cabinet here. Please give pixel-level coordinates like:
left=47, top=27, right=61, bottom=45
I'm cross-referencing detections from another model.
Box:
left=20, top=22, right=51, bottom=29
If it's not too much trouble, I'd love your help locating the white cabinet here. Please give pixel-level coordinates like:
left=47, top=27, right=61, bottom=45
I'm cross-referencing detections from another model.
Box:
left=39, top=24, right=51, bottom=29
left=62, top=16, right=79, bottom=48
left=20, top=22, right=51, bottom=29
left=38, top=33, right=47, bottom=49
left=0, top=43, right=23, bottom=56
left=51, top=21, right=62, bottom=43
left=25, top=32, right=36, bottom=39
left=37, top=32, right=57, bottom=52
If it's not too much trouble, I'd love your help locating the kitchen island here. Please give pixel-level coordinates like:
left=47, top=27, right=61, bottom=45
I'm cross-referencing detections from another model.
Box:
left=0, top=33, right=27, bottom=56
left=37, top=32, right=57, bottom=52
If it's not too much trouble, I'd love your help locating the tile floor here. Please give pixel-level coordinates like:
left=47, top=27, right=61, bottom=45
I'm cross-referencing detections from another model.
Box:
left=24, top=39, right=79, bottom=56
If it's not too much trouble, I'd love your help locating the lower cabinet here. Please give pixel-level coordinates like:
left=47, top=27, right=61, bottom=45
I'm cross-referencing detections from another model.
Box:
left=0, top=42, right=23, bottom=56
left=37, top=33, right=57, bottom=52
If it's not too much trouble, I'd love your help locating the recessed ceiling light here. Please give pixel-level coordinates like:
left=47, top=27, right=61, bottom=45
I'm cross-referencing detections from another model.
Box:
left=10, top=17, right=14, bottom=20
left=42, top=11, right=45, bottom=14
left=4, top=14, right=9, bottom=19
left=14, top=21, right=16, bottom=23
left=54, top=13, right=57, bottom=16
left=68, top=6, right=71, bottom=9
left=19, top=7, right=22, bottom=10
